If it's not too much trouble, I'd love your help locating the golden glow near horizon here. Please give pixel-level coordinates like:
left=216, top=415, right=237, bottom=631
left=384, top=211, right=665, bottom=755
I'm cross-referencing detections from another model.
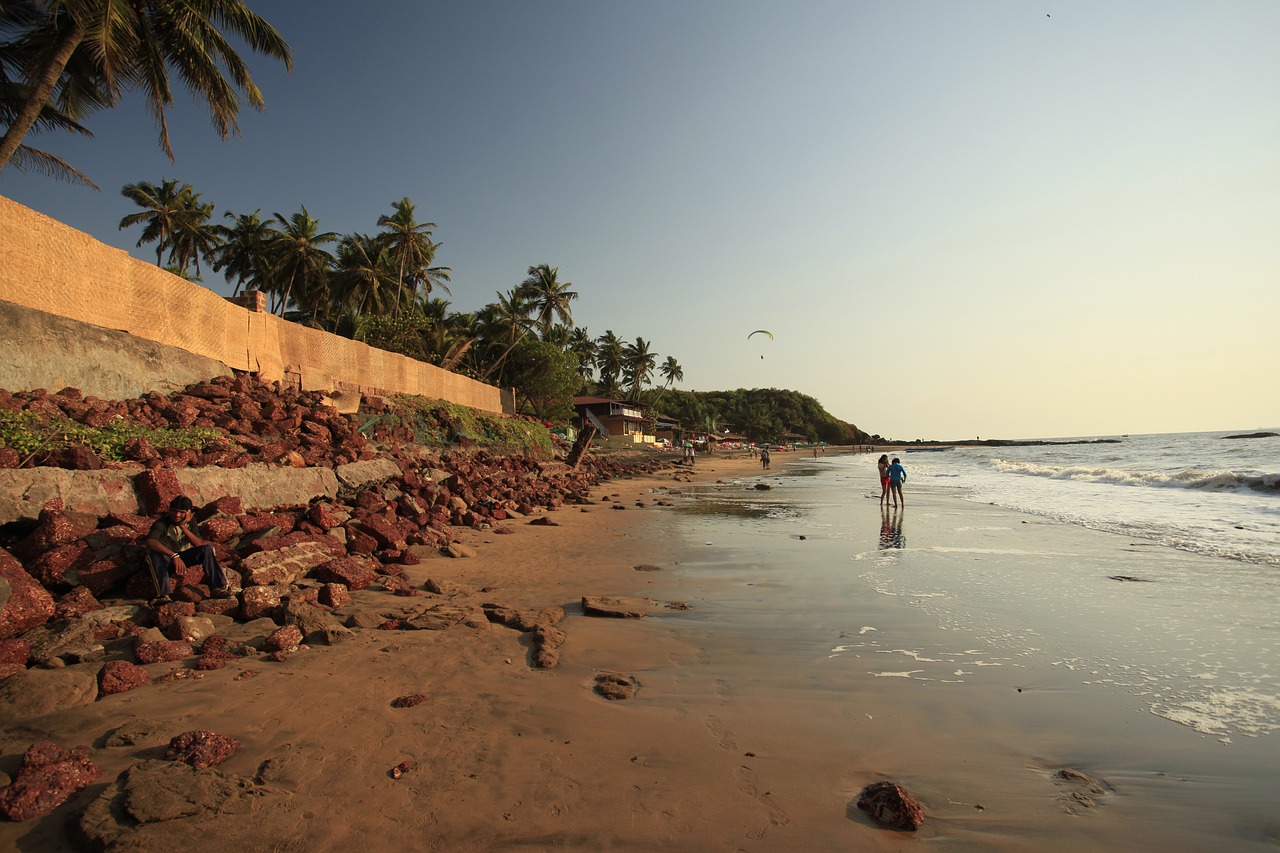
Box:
left=2, top=1, right=1276, bottom=439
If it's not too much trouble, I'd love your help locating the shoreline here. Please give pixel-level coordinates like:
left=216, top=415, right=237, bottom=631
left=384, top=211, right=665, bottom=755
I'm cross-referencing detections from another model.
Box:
left=3, top=446, right=1273, bottom=850
left=631, top=451, right=1279, bottom=851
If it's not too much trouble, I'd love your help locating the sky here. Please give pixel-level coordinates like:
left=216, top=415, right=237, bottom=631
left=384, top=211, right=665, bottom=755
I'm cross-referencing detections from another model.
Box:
left=2, top=0, right=1278, bottom=440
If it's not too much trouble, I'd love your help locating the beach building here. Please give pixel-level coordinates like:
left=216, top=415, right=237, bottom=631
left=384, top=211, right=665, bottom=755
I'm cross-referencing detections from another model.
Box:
left=651, top=412, right=684, bottom=446
left=571, top=396, right=656, bottom=445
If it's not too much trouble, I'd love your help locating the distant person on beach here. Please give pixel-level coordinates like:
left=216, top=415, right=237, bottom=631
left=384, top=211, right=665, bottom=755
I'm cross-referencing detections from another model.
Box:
left=687, top=443, right=696, bottom=466
left=888, top=457, right=907, bottom=507
left=877, top=454, right=891, bottom=505
left=145, top=496, right=230, bottom=603
left=761, top=446, right=771, bottom=469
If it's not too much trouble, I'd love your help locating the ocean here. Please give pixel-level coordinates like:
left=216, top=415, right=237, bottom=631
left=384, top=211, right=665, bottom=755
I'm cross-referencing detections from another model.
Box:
left=656, top=432, right=1280, bottom=847
left=907, top=430, right=1280, bottom=567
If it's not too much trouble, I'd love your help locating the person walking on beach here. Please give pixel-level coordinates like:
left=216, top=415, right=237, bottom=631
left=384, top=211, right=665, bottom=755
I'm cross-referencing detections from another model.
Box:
left=761, top=446, right=771, bottom=469
left=877, top=454, right=891, bottom=505
left=888, top=457, right=907, bottom=508
left=145, top=496, right=231, bottom=603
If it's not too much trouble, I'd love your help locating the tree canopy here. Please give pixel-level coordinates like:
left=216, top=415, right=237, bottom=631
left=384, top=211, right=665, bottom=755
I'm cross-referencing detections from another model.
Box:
left=0, top=0, right=293, bottom=176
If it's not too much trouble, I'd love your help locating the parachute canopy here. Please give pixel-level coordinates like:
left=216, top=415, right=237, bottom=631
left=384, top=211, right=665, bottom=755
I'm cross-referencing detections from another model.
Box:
left=747, top=329, right=774, bottom=340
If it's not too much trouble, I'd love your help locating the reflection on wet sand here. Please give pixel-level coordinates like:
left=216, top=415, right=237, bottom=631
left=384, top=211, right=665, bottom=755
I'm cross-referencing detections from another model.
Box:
left=879, top=507, right=905, bottom=549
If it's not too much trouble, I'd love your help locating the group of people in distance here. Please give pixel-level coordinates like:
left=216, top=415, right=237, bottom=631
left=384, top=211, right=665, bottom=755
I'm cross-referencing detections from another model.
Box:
left=877, top=454, right=907, bottom=508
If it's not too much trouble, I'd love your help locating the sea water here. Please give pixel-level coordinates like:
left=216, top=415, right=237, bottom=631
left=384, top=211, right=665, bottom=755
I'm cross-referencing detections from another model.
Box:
left=910, top=430, right=1280, bottom=567
left=660, top=433, right=1280, bottom=843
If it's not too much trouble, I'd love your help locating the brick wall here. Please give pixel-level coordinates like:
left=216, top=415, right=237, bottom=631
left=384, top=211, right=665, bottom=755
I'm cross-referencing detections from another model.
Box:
left=0, top=194, right=502, bottom=413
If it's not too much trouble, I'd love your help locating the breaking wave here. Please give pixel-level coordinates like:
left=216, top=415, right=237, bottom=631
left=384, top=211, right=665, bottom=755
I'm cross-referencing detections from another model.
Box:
left=989, top=459, right=1280, bottom=493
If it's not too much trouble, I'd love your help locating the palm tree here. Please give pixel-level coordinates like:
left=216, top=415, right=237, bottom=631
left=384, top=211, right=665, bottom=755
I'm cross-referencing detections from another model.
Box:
left=210, top=209, right=271, bottom=296
left=659, top=355, right=684, bottom=389
left=623, top=337, right=657, bottom=400
left=118, top=178, right=192, bottom=266
left=375, top=197, right=451, bottom=304
left=416, top=296, right=452, bottom=325
left=567, top=327, right=596, bottom=385
left=0, top=0, right=292, bottom=173
left=543, top=324, right=573, bottom=347
left=0, top=1, right=109, bottom=186
left=477, top=288, right=535, bottom=382
left=262, top=207, right=337, bottom=317
left=332, top=233, right=396, bottom=316
left=518, top=263, right=577, bottom=338
left=594, top=330, right=625, bottom=395
left=167, top=191, right=219, bottom=278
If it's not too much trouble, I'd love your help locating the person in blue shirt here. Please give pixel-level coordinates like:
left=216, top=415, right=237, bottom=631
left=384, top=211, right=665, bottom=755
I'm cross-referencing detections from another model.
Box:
left=887, top=457, right=907, bottom=508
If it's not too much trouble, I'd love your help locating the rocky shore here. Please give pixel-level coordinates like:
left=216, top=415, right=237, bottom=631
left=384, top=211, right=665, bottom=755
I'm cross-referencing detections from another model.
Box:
left=0, top=374, right=676, bottom=836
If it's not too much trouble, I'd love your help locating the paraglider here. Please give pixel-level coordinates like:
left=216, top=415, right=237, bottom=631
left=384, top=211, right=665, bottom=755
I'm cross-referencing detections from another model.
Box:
left=748, top=329, right=773, bottom=359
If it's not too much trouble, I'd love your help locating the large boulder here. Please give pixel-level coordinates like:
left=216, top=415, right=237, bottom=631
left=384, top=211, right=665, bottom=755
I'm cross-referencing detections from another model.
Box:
left=134, top=468, right=185, bottom=517
left=0, top=665, right=99, bottom=722
left=173, top=463, right=340, bottom=513
left=134, top=640, right=194, bottom=665
left=312, top=556, right=379, bottom=591
left=263, top=624, right=303, bottom=653
left=238, top=540, right=340, bottom=587
left=335, top=458, right=401, bottom=491
left=281, top=599, right=352, bottom=646
left=23, top=617, right=99, bottom=663
left=0, top=741, right=101, bottom=821
left=0, top=547, right=55, bottom=638
left=239, top=585, right=282, bottom=621
left=0, top=468, right=140, bottom=524
left=0, top=637, right=29, bottom=678
left=99, top=660, right=152, bottom=696
left=78, top=759, right=257, bottom=848
left=15, top=500, right=99, bottom=559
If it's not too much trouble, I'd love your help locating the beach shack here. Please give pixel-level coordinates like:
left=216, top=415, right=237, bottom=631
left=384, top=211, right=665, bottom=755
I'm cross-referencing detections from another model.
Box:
left=651, top=412, right=684, bottom=446
left=571, top=396, right=656, bottom=445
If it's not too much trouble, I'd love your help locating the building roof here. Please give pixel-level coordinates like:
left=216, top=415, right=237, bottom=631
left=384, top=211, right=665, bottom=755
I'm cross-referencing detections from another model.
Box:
left=571, top=396, right=650, bottom=408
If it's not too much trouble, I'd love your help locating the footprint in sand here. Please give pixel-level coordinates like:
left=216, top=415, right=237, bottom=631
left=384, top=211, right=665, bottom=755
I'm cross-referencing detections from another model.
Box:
left=704, top=715, right=738, bottom=750
left=714, top=678, right=735, bottom=698
left=734, top=765, right=791, bottom=838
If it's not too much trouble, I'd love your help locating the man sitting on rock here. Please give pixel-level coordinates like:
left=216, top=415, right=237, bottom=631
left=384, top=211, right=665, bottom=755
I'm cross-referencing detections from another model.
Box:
left=144, top=496, right=231, bottom=603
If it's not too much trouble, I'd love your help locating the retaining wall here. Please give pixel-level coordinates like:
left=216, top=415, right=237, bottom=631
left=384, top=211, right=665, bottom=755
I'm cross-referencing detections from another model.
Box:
left=0, top=194, right=501, bottom=412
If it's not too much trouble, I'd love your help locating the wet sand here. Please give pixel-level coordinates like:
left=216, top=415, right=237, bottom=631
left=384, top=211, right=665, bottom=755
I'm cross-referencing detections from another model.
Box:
left=2, top=450, right=1275, bottom=850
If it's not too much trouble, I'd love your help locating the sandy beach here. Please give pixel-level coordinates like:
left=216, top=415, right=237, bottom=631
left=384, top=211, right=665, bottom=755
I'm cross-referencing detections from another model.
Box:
left=2, top=447, right=1275, bottom=851
left=0, top=451, right=809, bottom=851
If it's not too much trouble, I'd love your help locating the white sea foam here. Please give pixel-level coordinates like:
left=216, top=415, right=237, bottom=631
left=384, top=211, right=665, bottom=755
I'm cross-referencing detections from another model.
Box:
left=895, top=432, right=1280, bottom=567
left=990, top=458, right=1279, bottom=493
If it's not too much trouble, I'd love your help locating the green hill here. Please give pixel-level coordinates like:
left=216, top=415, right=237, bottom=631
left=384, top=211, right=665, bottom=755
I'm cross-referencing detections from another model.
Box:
left=652, top=388, right=871, bottom=445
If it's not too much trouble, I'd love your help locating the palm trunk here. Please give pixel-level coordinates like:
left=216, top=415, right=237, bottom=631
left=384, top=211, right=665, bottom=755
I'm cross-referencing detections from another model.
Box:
left=0, top=21, right=87, bottom=173
left=479, top=325, right=532, bottom=382
left=280, top=271, right=297, bottom=317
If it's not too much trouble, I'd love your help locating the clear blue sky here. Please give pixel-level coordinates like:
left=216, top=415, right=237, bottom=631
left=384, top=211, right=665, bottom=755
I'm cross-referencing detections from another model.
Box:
left=3, top=1, right=1278, bottom=439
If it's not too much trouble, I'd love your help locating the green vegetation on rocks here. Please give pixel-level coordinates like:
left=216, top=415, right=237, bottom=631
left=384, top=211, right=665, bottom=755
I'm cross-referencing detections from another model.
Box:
left=364, top=397, right=555, bottom=456
left=0, top=410, right=230, bottom=462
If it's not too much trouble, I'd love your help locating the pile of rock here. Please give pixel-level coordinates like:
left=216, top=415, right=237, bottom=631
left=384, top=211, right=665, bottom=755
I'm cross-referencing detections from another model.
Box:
left=0, top=376, right=374, bottom=470
left=0, top=375, right=673, bottom=697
